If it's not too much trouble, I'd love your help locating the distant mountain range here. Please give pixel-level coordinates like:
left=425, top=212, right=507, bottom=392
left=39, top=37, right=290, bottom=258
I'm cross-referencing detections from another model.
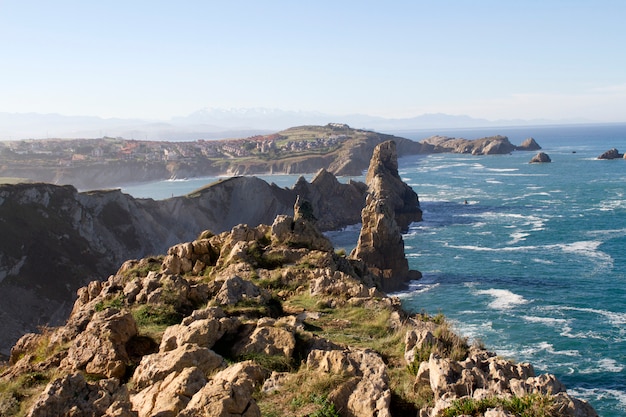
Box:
left=0, top=108, right=591, bottom=141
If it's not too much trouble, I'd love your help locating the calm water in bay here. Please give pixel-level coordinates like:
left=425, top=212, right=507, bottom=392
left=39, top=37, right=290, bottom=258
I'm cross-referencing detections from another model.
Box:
left=123, top=124, right=626, bottom=416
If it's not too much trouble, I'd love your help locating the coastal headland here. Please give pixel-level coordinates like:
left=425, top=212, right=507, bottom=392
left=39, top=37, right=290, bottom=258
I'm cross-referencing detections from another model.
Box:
left=0, top=124, right=540, bottom=190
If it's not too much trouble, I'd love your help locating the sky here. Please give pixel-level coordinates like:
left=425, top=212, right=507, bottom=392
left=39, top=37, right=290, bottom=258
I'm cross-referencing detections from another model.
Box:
left=1, top=0, right=626, bottom=123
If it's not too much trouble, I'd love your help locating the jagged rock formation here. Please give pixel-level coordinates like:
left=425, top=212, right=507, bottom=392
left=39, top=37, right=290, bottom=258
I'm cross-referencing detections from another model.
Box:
left=350, top=141, right=422, bottom=292
left=530, top=152, right=551, bottom=163
left=0, top=210, right=597, bottom=417
left=292, top=168, right=367, bottom=230
left=597, top=148, right=624, bottom=159
left=0, top=173, right=366, bottom=356
left=420, top=135, right=540, bottom=155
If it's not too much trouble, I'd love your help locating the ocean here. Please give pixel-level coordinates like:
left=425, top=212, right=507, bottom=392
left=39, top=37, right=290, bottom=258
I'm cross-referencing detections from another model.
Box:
left=121, top=123, right=626, bottom=416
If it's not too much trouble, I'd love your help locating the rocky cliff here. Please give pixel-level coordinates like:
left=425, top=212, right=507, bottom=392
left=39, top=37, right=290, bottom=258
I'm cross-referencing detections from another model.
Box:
left=0, top=207, right=597, bottom=416
left=0, top=173, right=368, bottom=356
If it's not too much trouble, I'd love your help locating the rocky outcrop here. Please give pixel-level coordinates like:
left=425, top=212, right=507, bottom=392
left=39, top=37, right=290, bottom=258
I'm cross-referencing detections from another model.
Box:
left=420, top=135, right=542, bottom=155
left=597, top=148, right=624, bottom=159
left=350, top=141, right=422, bottom=292
left=530, top=152, right=551, bottom=163
left=0, top=206, right=597, bottom=417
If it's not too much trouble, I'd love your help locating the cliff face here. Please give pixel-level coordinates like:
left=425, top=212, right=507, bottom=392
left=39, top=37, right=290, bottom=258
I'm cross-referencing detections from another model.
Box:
left=0, top=210, right=597, bottom=417
left=0, top=174, right=367, bottom=356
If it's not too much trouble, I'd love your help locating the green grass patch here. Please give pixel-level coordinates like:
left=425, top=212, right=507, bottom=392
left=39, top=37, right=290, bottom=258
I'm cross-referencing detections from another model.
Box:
left=439, top=394, right=557, bottom=417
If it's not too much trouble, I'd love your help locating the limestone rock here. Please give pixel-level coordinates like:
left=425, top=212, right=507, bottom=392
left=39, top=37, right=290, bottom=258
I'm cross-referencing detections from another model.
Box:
left=350, top=193, right=421, bottom=292
left=215, top=275, right=269, bottom=306
left=159, top=307, right=239, bottom=352
left=307, top=348, right=391, bottom=417
left=530, top=152, right=552, bottom=163
left=131, top=366, right=206, bottom=417
left=132, top=343, right=226, bottom=390
left=178, top=361, right=266, bottom=417
left=27, top=373, right=135, bottom=417
left=231, top=323, right=296, bottom=358
left=61, top=309, right=138, bottom=379
left=292, top=169, right=367, bottom=230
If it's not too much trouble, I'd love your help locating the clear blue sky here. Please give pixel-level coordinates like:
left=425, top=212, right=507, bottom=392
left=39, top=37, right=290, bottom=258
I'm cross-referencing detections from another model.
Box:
left=1, top=0, right=625, bottom=122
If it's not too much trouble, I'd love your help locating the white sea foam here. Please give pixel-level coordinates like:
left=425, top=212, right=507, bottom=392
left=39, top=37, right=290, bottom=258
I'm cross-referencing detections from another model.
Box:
left=549, top=240, right=613, bottom=266
left=580, top=358, right=624, bottom=374
left=520, top=341, right=580, bottom=357
left=476, top=288, right=529, bottom=310
left=485, top=179, right=503, bottom=184
left=568, top=387, right=626, bottom=413
left=508, top=231, right=530, bottom=244
left=486, top=167, right=519, bottom=172
left=561, top=306, right=626, bottom=326
left=531, top=258, right=555, bottom=265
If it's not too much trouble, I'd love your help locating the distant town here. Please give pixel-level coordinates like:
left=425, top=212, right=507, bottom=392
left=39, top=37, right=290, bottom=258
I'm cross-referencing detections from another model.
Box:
left=0, top=123, right=351, bottom=169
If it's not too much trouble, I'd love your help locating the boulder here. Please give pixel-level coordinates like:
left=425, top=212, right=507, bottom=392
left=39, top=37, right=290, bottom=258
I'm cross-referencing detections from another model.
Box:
left=529, top=152, right=551, bottom=163
left=214, top=275, right=269, bottom=306
left=307, top=348, right=391, bottom=417
left=61, top=309, right=138, bottom=379
left=131, top=367, right=207, bottom=417
left=231, top=324, right=296, bottom=358
left=178, top=361, right=266, bottom=417
left=159, top=307, right=239, bottom=352
left=132, top=343, right=226, bottom=390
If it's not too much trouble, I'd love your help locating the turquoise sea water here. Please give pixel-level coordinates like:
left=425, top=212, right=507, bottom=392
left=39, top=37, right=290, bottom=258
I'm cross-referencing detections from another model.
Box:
left=121, top=124, right=626, bottom=416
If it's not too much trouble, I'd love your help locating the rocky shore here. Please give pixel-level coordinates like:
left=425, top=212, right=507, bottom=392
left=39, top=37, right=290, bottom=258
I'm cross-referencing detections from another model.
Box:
left=0, top=142, right=597, bottom=417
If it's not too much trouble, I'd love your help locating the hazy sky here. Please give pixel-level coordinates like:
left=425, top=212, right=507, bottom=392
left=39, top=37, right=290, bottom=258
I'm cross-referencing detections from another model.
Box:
left=2, top=0, right=625, bottom=122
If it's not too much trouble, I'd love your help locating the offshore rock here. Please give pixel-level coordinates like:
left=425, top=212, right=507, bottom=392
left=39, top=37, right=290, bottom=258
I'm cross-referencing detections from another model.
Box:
left=530, top=152, right=552, bottom=163
left=518, top=137, right=542, bottom=151
left=597, top=148, right=624, bottom=159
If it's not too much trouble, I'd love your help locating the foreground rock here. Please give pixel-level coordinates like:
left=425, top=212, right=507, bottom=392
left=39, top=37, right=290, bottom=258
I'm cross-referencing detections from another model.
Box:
left=530, top=152, right=552, bottom=163
left=0, top=203, right=597, bottom=416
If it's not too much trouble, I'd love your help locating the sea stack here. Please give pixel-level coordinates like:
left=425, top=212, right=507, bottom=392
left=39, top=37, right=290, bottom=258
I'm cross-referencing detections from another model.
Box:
left=350, top=141, right=422, bottom=292
left=363, top=140, right=422, bottom=232
left=529, top=152, right=551, bottom=163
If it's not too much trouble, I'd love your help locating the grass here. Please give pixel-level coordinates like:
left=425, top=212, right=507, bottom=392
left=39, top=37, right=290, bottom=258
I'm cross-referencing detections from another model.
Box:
left=438, top=394, right=558, bottom=417
left=0, top=371, right=52, bottom=417
left=256, top=367, right=349, bottom=417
